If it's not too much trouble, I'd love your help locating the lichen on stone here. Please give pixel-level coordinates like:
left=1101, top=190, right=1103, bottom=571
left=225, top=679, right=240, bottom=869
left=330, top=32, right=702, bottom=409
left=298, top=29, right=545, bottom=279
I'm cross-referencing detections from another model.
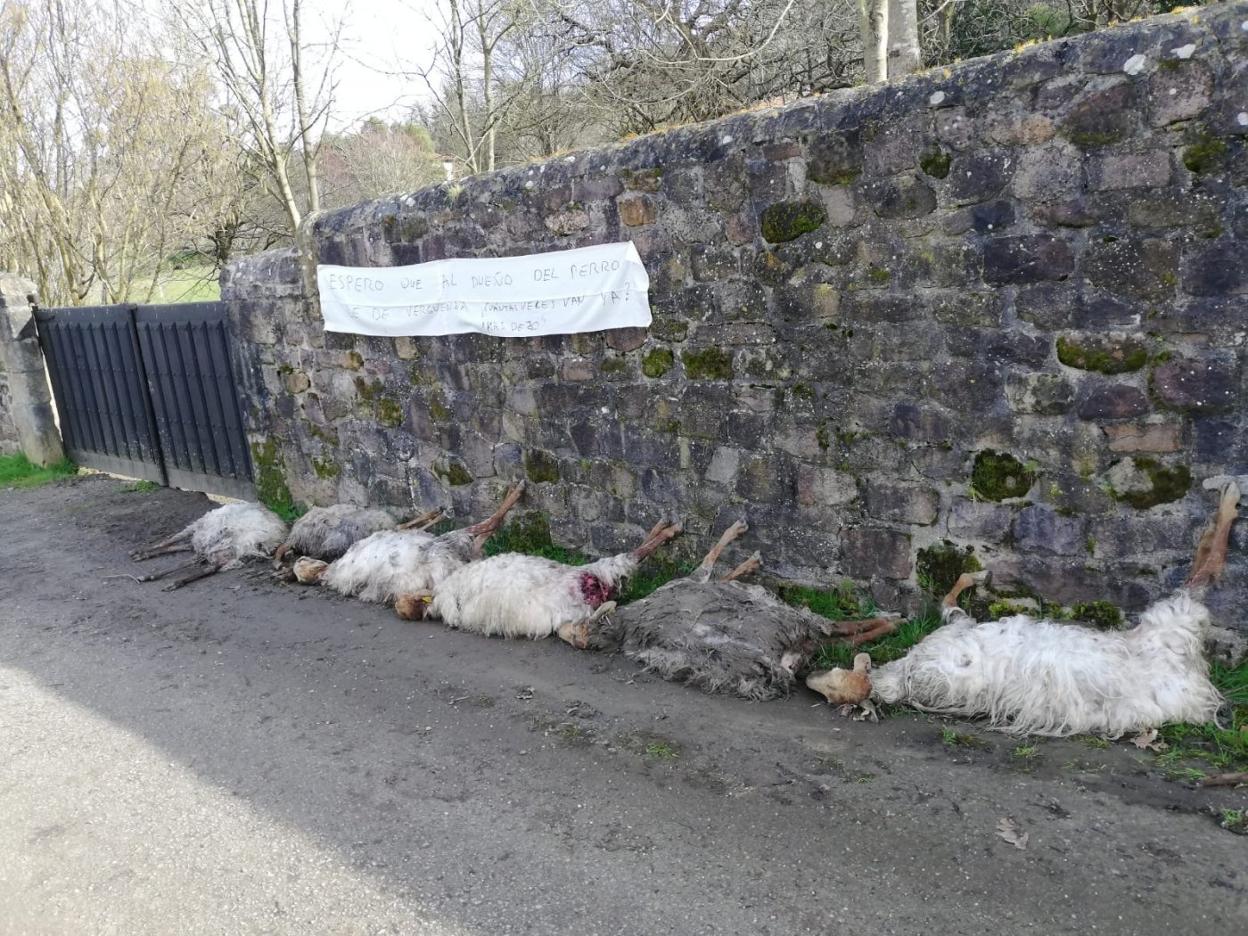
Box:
left=971, top=450, right=1036, bottom=501
left=760, top=198, right=827, bottom=243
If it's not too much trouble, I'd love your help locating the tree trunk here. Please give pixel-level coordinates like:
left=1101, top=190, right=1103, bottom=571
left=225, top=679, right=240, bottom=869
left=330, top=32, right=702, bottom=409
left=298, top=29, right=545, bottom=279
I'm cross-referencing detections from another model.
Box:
left=887, top=0, right=921, bottom=78
left=859, top=0, right=888, bottom=84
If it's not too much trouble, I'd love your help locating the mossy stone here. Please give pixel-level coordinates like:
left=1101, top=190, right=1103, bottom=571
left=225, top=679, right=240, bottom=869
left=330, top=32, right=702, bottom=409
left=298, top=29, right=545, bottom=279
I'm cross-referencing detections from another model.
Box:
left=251, top=438, right=298, bottom=521
left=917, top=541, right=983, bottom=596
left=343, top=351, right=365, bottom=371
left=435, top=460, right=473, bottom=486
left=600, top=356, right=630, bottom=375
left=524, top=449, right=560, bottom=484
left=760, top=199, right=827, bottom=244
left=354, top=376, right=382, bottom=402
left=1182, top=133, right=1228, bottom=174
left=971, top=450, right=1036, bottom=501
left=311, top=456, right=341, bottom=480
left=376, top=396, right=404, bottom=428
left=428, top=391, right=452, bottom=423
left=919, top=147, right=951, bottom=179
left=1107, top=456, right=1191, bottom=509
left=1056, top=336, right=1148, bottom=374
left=1071, top=600, right=1123, bottom=629
left=682, top=347, right=734, bottom=380
left=641, top=348, right=674, bottom=378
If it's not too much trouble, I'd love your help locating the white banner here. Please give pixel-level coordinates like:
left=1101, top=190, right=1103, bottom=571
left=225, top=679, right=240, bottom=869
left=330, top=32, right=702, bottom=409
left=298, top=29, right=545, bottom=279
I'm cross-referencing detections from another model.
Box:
left=316, top=241, right=651, bottom=338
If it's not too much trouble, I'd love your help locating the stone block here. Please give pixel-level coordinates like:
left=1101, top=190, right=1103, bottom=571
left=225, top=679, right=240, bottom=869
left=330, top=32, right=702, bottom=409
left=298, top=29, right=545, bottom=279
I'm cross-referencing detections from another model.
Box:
left=983, top=235, right=1074, bottom=284
left=1151, top=355, right=1237, bottom=413
left=1013, top=504, right=1087, bottom=557
left=842, top=527, right=912, bottom=581
left=865, top=481, right=939, bottom=525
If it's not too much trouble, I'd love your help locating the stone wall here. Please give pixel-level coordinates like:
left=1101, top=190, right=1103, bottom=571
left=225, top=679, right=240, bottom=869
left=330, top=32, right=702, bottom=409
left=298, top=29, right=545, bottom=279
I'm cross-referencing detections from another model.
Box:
left=0, top=273, right=63, bottom=465
left=0, top=355, right=18, bottom=455
left=223, top=2, right=1248, bottom=630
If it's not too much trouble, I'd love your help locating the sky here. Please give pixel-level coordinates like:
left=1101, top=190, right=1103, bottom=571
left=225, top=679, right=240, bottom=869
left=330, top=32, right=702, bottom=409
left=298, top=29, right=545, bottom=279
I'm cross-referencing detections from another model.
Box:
left=311, top=0, right=443, bottom=130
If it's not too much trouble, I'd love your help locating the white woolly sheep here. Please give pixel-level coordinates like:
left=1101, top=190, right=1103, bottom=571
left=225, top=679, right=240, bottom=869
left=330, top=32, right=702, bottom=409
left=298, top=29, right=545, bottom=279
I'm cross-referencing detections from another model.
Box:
left=398, top=519, right=684, bottom=645
left=130, top=502, right=288, bottom=590
left=293, top=482, right=524, bottom=605
left=596, top=520, right=899, bottom=701
left=858, top=481, right=1240, bottom=737
left=272, top=505, right=444, bottom=576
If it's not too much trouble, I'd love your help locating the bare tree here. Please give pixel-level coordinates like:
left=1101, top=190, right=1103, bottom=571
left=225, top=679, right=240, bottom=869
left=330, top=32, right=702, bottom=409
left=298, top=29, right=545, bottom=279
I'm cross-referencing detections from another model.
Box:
left=319, top=119, right=445, bottom=208
left=171, top=0, right=341, bottom=234
left=0, top=0, right=239, bottom=305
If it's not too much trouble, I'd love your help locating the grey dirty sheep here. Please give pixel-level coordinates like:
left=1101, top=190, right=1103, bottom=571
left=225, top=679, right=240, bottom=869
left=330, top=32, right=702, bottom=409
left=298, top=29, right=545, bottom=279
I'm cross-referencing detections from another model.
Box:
left=272, top=504, right=444, bottom=578
left=130, top=502, right=288, bottom=590
left=594, top=520, right=900, bottom=701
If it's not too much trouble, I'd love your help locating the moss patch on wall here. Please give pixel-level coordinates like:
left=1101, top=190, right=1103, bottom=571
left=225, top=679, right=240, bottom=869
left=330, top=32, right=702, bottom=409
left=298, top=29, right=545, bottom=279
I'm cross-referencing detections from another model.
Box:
left=1056, top=335, right=1148, bottom=374
left=760, top=199, right=827, bottom=243
left=642, top=347, right=674, bottom=378
left=376, top=396, right=404, bottom=428
left=916, top=541, right=983, bottom=596
left=971, top=450, right=1036, bottom=501
left=251, top=438, right=301, bottom=522
left=311, top=456, right=341, bottom=480
left=682, top=347, right=734, bottom=380
left=1182, top=132, right=1228, bottom=174
left=919, top=147, right=951, bottom=179
left=1108, top=456, right=1192, bottom=509
left=524, top=448, right=560, bottom=484
left=434, top=460, right=473, bottom=486
left=1071, top=600, right=1123, bottom=629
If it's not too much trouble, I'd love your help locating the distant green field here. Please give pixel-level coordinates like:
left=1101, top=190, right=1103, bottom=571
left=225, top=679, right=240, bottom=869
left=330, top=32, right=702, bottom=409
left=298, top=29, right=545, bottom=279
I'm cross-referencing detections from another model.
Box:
left=134, top=264, right=221, bottom=303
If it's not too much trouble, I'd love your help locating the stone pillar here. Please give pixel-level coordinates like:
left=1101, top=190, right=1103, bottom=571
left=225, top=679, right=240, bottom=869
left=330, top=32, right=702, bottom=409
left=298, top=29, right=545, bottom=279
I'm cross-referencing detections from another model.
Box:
left=0, top=274, right=64, bottom=465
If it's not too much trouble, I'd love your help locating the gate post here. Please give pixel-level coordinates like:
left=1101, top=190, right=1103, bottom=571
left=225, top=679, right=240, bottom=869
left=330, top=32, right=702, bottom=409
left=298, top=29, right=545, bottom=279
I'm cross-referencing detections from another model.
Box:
left=0, top=273, right=65, bottom=466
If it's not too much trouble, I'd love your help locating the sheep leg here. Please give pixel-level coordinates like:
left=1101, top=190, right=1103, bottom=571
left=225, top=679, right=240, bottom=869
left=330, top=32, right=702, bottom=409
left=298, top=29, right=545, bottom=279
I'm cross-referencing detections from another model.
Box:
left=630, top=523, right=683, bottom=561
left=137, top=558, right=204, bottom=582
left=1186, top=481, right=1240, bottom=589
left=690, top=520, right=748, bottom=583
left=162, top=563, right=221, bottom=591
left=463, top=481, right=527, bottom=537
left=942, top=570, right=989, bottom=609
left=720, top=551, right=762, bottom=583
left=842, top=618, right=900, bottom=647
left=272, top=543, right=292, bottom=569
left=397, top=508, right=445, bottom=531
left=130, top=530, right=192, bottom=561
left=556, top=601, right=617, bottom=650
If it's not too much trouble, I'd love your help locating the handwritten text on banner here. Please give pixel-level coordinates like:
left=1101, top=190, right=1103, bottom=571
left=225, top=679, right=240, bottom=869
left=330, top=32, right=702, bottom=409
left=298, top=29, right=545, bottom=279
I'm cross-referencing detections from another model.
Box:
left=316, top=241, right=651, bottom=338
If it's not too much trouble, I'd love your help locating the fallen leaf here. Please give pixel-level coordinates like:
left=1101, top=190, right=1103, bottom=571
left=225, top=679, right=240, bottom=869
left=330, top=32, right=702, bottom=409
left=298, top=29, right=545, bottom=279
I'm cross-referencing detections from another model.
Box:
left=996, top=817, right=1029, bottom=850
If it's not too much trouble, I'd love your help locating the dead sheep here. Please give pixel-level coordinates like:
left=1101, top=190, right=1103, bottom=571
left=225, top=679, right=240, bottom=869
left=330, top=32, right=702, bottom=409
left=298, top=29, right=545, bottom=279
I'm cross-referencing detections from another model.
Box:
left=595, top=520, right=898, bottom=702
left=130, top=502, right=288, bottom=590
left=397, top=520, right=683, bottom=645
left=841, top=481, right=1240, bottom=737
left=272, top=505, right=444, bottom=577
left=293, top=482, right=524, bottom=605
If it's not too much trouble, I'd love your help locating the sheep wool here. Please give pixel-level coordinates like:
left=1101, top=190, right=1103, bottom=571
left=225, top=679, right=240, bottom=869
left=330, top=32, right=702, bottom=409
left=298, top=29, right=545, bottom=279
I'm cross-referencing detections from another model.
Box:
left=431, top=551, right=644, bottom=640
left=870, top=591, right=1223, bottom=738
left=187, top=502, right=287, bottom=568
left=282, top=505, right=398, bottom=561
left=322, top=529, right=468, bottom=604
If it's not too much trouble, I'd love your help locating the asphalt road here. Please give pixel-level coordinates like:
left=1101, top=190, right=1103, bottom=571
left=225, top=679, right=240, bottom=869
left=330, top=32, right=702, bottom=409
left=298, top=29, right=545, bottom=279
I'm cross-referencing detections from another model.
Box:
left=1, top=476, right=1244, bottom=935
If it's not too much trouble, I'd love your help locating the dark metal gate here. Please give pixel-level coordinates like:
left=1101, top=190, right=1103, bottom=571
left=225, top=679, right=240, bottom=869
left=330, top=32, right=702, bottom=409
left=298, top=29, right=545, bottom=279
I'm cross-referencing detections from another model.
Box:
left=34, top=302, right=255, bottom=500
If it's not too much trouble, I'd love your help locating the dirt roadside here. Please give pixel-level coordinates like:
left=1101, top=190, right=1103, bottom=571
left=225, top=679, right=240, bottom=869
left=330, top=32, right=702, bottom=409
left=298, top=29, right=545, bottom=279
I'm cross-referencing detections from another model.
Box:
left=1, top=475, right=1244, bottom=935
